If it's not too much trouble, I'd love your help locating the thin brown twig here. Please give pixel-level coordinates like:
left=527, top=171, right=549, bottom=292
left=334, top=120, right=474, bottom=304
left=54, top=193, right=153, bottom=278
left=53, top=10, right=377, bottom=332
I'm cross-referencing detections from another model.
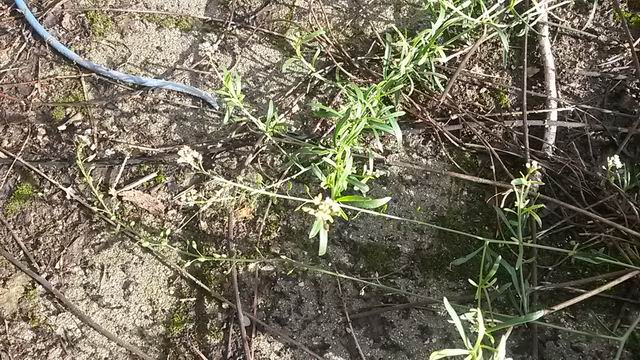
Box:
left=534, top=269, right=632, bottom=291
left=224, top=318, right=235, bottom=359
left=439, top=30, right=487, bottom=105
left=336, top=278, right=366, bottom=360
left=521, top=4, right=538, bottom=355
left=616, top=116, right=640, bottom=155
left=188, top=339, right=210, bottom=360
left=227, top=211, right=252, bottom=360
left=0, top=214, right=41, bottom=273
left=544, top=270, right=640, bottom=315
left=250, top=198, right=273, bottom=359
left=553, top=286, right=640, bottom=305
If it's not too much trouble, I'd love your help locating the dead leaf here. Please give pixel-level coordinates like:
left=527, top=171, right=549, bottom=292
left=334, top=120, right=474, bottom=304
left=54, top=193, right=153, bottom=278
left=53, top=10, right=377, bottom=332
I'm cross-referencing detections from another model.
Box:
left=234, top=206, right=253, bottom=220
left=119, top=190, right=165, bottom=215
left=526, top=66, right=540, bottom=78
left=0, top=273, right=30, bottom=317
left=61, top=14, right=75, bottom=30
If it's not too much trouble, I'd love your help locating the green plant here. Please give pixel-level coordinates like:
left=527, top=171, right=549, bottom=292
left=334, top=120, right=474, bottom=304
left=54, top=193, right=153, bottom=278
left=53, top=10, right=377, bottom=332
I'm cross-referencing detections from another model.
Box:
left=282, top=29, right=328, bottom=82
left=430, top=298, right=512, bottom=360
left=309, top=82, right=403, bottom=199
left=215, top=65, right=398, bottom=254
left=617, top=9, right=640, bottom=28
left=436, top=161, right=547, bottom=359
left=167, top=308, right=188, bottom=336
left=494, top=89, right=511, bottom=109
left=301, top=194, right=346, bottom=256
left=603, top=154, right=639, bottom=195
left=495, top=161, right=544, bottom=314
left=216, top=69, right=287, bottom=137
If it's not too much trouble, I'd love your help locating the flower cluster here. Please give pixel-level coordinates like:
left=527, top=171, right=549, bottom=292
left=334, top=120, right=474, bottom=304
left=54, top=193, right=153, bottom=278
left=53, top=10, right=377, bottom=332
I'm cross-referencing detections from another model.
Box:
left=525, top=160, right=541, bottom=173
left=606, top=154, right=624, bottom=170
left=301, top=194, right=342, bottom=223
left=198, top=36, right=219, bottom=63
left=176, top=146, right=203, bottom=171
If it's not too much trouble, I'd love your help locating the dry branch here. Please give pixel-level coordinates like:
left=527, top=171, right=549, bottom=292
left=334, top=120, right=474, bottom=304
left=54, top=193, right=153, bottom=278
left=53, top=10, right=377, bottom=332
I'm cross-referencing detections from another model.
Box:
left=538, top=0, right=559, bottom=157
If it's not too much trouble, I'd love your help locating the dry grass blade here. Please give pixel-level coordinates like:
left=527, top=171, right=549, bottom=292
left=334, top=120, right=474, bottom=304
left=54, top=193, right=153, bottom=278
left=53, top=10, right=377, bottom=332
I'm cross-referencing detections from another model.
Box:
left=227, top=211, right=252, bottom=360
left=611, top=0, right=640, bottom=77
left=439, top=31, right=487, bottom=105
left=545, top=270, right=640, bottom=314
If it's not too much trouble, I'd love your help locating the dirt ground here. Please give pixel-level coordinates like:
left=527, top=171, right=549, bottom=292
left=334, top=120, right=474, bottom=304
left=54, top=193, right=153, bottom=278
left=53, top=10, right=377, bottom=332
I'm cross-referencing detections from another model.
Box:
left=0, top=0, right=639, bottom=359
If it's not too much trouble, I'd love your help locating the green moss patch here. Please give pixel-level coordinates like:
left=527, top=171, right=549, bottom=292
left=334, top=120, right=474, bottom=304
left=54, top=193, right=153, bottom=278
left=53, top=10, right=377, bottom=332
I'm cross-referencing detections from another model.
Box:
left=4, top=182, right=36, bottom=216
left=357, top=242, right=401, bottom=274
left=167, top=308, right=188, bottom=336
left=144, top=14, right=199, bottom=32
left=85, top=10, right=113, bottom=38
left=493, top=88, right=511, bottom=109
left=50, top=88, right=84, bottom=123
left=621, top=10, right=640, bottom=28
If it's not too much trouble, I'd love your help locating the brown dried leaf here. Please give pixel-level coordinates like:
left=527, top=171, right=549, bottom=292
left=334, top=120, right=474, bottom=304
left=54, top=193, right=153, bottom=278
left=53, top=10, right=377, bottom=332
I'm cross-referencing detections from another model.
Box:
left=119, top=190, right=165, bottom=216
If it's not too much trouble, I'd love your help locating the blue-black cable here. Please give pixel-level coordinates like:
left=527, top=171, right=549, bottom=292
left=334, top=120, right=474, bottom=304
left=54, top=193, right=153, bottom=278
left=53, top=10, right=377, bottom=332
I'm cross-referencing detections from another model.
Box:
left=14, top=0, right=218, bottom=109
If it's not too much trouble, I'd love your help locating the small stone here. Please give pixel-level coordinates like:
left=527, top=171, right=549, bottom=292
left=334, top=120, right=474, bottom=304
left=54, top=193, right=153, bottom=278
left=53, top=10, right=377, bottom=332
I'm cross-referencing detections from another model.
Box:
left=570, top=342, right=587, bottom=353
left=241, top=314, right=251, bottom=327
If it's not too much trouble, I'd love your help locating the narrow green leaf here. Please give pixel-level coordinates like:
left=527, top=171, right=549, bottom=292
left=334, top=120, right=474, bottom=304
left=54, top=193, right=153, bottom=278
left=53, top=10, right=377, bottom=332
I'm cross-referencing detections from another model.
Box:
left=318, top=226, right=328, bottom=256
left=282, top=58, right=297, bottom=72
left=486, top=255, right=502, bottom=280
left=443, top=297, right=468, bottom=346
left=309, top=218, right=322, bottom=239
left=511, top=178, right=526, bottom=186
left=450, top=246, right=483, bottom=267
left=429, top=349, right=469, bottom=360
left=346, top=177, right=370, bottom=194
left=336, top=195, right=391, bottom=209
left=267, top=100, right=274, bottom=122
left=494, top=206, right=518, bottom=239
left=495, top=327, right=513, bottom=360
left=302, top=29, right=325, bottom=43
left=489, top=310, right=545, bottom=332
left=388, top=117, right=403, bottom=146
left=311, top=163, right=326, bottom=182
left=314, top=104, right=342, bottom=118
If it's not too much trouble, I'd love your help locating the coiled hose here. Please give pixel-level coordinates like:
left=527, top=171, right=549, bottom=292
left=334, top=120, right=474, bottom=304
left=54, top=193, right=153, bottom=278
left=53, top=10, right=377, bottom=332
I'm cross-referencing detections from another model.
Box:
left=14, top=0, right=218, bottom=109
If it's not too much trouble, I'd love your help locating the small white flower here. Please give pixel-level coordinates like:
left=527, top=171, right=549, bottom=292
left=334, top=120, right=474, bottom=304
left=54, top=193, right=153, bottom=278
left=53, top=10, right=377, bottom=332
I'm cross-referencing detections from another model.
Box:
left=75, top=134, right=92, bottom=146
left=176, top=146, right=203, bottom=170
left=198, top=38, right=219, bottom=61
left=607, top=154, right=624, bottom=170
left=526, top=160, right=540, bottom=172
